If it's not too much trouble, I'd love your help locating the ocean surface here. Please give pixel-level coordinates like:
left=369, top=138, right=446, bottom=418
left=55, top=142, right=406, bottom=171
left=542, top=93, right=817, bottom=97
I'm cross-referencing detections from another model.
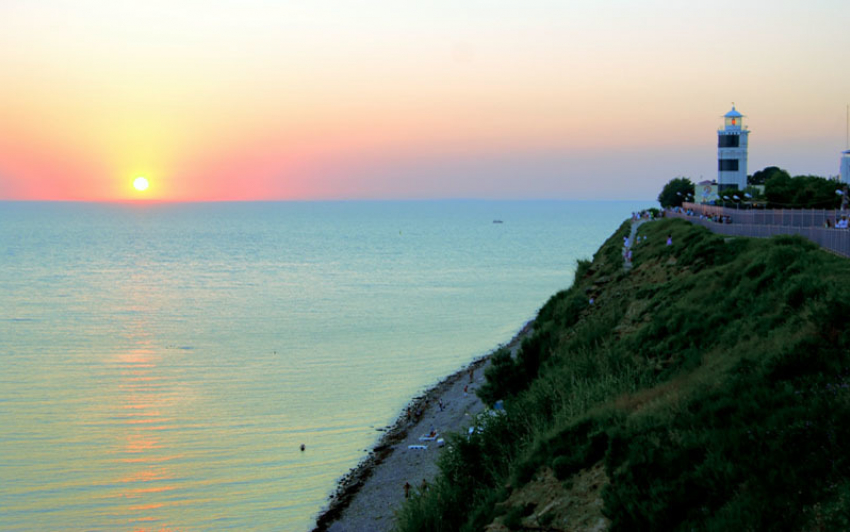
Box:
left=0, top=200, right=646, bottom=531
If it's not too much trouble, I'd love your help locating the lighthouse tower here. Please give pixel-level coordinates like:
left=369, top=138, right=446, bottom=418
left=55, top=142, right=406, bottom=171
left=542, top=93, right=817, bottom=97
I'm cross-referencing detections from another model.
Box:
left=717, top=105, right=749, bottom=191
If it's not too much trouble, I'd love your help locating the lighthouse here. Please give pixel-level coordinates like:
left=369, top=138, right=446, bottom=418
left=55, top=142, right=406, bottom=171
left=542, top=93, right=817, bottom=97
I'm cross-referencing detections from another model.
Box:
left=717, top=105, right=749, bottom=191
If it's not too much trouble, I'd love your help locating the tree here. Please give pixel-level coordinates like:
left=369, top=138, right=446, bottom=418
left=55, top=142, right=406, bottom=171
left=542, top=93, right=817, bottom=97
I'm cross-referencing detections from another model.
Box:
left=658, top=177, right=695, bottom=208
left=764, top=172, right=793, bottom=206
left=749, top=166, right=790, bottom=186
left=764, top=174, right=841, bottom=208
left=793, top=175, right=843, bottom=209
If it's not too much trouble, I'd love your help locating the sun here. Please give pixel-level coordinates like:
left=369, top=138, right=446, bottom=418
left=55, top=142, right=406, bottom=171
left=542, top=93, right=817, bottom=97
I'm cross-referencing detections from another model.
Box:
left=133, top=177, right=149, bottom=192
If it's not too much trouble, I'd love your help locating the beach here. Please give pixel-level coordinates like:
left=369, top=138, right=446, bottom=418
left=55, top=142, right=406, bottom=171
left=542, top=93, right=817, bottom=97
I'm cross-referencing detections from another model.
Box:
left=313, top=321, right=535, bottom=532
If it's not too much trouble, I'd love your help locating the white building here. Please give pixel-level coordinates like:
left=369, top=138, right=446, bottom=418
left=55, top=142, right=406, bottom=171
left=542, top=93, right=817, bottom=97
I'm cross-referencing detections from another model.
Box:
left=696, top=180, right=719, bottom=204
left=717, top=106, right=749, bottom=191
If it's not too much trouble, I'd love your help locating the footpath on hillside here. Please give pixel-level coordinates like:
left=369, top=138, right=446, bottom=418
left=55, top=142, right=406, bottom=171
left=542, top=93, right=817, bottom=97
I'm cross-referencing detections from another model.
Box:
left=623, top=219, right=647, bottom=271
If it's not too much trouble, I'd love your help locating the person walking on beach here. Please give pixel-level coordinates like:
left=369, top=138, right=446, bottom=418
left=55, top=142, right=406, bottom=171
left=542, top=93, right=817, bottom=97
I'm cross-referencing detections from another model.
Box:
left=468, top=368, right=474, bottom=383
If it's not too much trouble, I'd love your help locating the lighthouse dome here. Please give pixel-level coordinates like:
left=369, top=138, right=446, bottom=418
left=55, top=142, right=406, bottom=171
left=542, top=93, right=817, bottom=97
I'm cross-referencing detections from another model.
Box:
left=725, top=106, right=743, bottom=118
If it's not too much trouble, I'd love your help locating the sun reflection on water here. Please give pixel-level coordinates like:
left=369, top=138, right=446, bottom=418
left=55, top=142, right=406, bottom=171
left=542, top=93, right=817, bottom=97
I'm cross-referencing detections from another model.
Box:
left=110, top=343, right=183, bottom=528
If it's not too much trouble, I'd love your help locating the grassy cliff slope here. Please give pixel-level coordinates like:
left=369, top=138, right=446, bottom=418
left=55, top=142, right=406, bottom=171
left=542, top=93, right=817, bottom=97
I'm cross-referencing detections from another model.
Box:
left=396, top=218, right=850, bottom=532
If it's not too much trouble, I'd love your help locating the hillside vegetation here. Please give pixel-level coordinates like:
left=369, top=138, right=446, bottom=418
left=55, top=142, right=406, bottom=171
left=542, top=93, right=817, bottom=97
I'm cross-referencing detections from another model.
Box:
left=396, top=218, right=850, bottom=531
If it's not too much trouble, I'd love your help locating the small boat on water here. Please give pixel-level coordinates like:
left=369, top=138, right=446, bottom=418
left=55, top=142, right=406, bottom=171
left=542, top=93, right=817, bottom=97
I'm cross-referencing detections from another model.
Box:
left=492, top=220, right=503, bottom=224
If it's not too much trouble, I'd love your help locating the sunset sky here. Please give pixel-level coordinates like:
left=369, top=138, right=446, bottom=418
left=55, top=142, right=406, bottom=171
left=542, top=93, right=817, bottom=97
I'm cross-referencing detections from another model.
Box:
left=1, top=1, right=848, bottom=201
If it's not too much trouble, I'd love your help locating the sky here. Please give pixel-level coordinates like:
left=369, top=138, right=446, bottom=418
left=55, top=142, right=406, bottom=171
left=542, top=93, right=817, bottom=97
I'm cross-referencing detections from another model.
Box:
left=0, top=0, right=848, bottom=201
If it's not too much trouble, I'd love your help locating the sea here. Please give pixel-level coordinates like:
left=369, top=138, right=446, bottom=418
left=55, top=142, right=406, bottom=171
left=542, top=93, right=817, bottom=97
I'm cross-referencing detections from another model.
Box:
left=0, top=200, right=646, bottom=531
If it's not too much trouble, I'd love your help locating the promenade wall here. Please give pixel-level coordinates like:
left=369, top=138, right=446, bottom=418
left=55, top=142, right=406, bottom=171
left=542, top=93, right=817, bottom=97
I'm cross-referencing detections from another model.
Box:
left=667, top=202, right=850, bottom=258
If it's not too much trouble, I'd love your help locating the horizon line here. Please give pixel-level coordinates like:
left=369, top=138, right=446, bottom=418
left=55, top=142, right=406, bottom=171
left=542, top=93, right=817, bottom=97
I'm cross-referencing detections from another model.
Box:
left=0, top=197, right=654, bottom=204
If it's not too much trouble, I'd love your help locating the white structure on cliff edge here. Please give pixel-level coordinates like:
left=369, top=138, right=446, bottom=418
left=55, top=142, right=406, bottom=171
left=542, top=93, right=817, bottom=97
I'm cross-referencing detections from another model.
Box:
left=717, top=105, right=749, bottom=191
left=841, top=105, right=850, bottom=183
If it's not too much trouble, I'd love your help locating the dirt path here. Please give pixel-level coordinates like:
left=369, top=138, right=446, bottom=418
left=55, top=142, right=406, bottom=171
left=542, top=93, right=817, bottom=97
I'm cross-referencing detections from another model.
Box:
left=312, top=322, right=534, bottom=532
left=623, top=219, right=647, bottom=271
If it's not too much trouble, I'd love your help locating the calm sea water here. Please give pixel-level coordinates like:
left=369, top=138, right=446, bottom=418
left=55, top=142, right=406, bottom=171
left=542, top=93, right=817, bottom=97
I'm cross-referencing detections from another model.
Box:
left=0, top=200, right=645, bottom=531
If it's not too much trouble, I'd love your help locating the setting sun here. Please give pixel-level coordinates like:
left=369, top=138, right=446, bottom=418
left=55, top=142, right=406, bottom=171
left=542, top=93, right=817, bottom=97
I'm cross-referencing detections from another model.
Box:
left=133, top=177, right=149, bottom=191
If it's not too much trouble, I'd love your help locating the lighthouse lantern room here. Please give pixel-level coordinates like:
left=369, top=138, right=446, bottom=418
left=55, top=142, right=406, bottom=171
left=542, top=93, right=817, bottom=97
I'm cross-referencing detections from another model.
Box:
left=717, top=105, right=749, bottom=191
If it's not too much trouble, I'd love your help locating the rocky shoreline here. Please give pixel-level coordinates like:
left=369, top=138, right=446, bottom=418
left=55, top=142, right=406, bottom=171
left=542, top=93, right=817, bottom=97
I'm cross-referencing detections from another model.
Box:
left=312, top=321, right=535, bottom=532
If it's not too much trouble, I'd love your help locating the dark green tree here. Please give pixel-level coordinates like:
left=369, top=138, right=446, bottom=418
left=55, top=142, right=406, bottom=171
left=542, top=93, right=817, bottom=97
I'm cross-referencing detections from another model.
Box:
left=765, top=174, right=841, bottom=208
left=657, top=177, right=695, bottom=208
left=792, top=175, right=842, bottom=208
left=764, top=172, right=793, bottom=206
left=749, top=166, right=790, bottom=186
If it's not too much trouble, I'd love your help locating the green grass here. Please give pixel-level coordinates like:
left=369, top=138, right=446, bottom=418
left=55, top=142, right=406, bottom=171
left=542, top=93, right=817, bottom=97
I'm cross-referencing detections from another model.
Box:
left=394, top=218, right=850, bottom=532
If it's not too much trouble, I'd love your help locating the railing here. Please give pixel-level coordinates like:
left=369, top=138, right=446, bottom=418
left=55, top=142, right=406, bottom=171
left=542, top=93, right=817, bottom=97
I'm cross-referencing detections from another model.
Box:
left=680, top=202, right=848, bottom=229
left=667, top=205, right=850, bottom=258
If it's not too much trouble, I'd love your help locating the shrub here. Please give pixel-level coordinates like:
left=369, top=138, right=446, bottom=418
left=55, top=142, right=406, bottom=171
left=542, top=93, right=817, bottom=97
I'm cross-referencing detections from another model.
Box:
left=575, top=258, right=592, bottom=281
left=477, top=347, right=516, bottom=407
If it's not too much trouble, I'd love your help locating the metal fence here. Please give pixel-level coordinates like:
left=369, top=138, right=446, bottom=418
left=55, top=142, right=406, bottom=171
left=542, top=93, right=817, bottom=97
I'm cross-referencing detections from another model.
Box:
left=667, top=209, right=850, bottom=258
left=680, top=202, right=849, bottom=229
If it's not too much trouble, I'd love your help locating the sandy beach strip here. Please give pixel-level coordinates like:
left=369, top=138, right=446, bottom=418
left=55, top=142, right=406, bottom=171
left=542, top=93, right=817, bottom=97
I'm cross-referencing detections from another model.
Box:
left=312, top=321, right=534, bottom=532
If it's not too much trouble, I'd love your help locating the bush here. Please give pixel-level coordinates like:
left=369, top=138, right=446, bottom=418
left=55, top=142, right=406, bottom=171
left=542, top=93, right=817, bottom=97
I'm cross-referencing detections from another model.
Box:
left=575, top=258, right=592, bottom=281
left=477, top=348, right=517, bottom=407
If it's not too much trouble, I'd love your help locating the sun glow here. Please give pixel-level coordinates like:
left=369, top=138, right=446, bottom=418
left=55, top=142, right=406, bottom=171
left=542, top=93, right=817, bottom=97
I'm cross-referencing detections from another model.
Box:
left=133, top=177, right=149, bottom=192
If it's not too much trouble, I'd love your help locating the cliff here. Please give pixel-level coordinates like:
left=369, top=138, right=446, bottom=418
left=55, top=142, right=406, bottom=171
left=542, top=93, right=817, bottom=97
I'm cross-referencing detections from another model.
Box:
left=395, top=217, right=850, bottom=532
